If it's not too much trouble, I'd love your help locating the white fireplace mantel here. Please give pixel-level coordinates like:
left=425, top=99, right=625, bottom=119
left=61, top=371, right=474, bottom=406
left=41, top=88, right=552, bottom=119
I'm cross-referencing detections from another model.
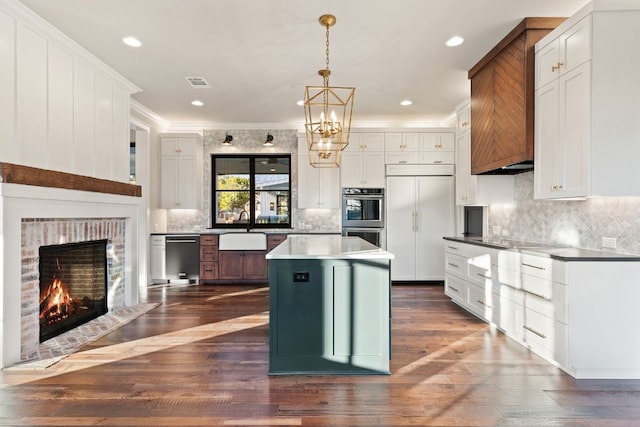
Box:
left=0, top=182, right=144, bottom=369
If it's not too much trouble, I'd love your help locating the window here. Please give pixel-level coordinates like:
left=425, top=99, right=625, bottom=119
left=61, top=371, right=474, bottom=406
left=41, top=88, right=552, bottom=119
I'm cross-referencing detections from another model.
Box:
left=212, top=154, right=291, bottom=228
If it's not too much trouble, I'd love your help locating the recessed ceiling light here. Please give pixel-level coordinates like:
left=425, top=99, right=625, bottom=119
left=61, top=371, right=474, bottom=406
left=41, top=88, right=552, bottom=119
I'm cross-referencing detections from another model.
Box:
left=122, top=36, right=142, bottom=47
left=191, top=100, right=204, bottom=106
left=446, top=36, right=464, bottom=47
left=296, top=100, right=304, bottom=106
left=400, top=100, right=413, bottom=106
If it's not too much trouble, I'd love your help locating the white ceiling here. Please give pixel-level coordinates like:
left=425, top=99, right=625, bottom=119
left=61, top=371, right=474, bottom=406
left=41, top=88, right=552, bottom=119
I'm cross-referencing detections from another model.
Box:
left=19, top=0, right=589, bottom=129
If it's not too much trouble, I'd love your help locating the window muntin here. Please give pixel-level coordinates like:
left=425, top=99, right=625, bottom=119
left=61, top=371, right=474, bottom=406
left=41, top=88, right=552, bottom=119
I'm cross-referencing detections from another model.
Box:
left=213, top=155, right=290, bottom=228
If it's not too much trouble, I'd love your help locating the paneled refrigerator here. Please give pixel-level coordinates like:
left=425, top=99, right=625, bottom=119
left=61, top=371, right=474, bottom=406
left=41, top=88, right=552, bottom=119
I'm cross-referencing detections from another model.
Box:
left=386, top=165, right=455, bottom=281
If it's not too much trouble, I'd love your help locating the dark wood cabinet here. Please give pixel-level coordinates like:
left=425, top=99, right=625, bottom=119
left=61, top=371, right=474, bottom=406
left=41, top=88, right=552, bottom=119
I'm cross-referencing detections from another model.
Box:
left=199, top=235, right=219, bottom=283
left=267, top=234, right=287, bottom=252
left=468, top=17, right=564, bottom=175
left=219, top=250, right=267, bottom=281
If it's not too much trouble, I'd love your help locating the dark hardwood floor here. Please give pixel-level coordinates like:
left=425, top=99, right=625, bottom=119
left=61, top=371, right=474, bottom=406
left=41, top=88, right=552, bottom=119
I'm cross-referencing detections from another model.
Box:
left=1, top=284, right=639, bottom=426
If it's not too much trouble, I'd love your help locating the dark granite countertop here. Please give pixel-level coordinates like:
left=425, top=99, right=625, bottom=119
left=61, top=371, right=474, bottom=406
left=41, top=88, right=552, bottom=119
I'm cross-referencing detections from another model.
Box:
left=443, top=236, right=640, bottom=262
left=152, top=230, right=340, bottom=236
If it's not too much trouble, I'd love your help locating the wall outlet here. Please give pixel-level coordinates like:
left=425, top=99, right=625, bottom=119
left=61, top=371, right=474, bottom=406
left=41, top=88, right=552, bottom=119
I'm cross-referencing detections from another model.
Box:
left=602, top=237, right=617, bottom=249
left=492, top=225, right=501, bottom=236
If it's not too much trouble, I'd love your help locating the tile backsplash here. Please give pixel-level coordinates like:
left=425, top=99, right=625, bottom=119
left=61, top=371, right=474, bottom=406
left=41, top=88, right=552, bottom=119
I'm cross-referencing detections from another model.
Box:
left=488, top=172, right=640, bottom=254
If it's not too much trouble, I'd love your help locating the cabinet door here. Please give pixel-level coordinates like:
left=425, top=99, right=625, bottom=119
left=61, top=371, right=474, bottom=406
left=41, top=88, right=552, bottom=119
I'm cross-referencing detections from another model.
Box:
left=386, top=176, right=416, bottom=281
left=361, top=151, right=385, bottom=188
left=243, top=251, right=267, bottom=280
left=420, top=133, right=454, bottom=151
left=298, top=155, right=339, bottom=208
left=557, top=62, right=590, bottom=198
left=218, top=251, right=244, bottom=280
left=340, top=150, right=363, bottom=187
left=455, top=131, right=477, bottom=205
left=160, top=155, right=180, bottom=208
left=415, top=176, right=454, bottom=281
left=534, top=81, right=561, bottom=199
left=177, top=154, right=199, bottom=208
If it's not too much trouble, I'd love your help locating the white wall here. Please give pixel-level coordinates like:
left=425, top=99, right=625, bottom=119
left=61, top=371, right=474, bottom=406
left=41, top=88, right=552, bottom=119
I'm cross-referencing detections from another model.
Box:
left=0, top=0, right=139, bottom=181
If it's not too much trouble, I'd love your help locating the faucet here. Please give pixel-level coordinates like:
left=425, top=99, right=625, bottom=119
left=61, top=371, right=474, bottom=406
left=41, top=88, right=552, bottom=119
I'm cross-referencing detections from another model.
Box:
left=238, top=210, right=249, bottom=221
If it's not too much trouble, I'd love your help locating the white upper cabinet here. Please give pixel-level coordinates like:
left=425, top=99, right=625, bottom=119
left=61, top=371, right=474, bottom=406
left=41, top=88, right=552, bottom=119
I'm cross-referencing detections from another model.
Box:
left=385, top=131, right=454, bottom=165
left=534, top=3, right=640, bottom=198
left=341, top=133, right=385, bottom=188
left=160, top=135, right=202, bottom=209
left=297, top=137, right=340, bottom=208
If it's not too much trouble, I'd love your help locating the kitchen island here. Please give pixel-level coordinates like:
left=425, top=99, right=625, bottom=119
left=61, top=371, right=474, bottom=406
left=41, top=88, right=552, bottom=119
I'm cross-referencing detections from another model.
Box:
left=266, top=235, right=394, bottom=375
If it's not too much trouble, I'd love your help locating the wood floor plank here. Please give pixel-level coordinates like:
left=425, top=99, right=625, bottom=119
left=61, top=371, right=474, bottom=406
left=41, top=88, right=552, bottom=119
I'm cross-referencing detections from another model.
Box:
left=1, top=284, right=639, bottom=426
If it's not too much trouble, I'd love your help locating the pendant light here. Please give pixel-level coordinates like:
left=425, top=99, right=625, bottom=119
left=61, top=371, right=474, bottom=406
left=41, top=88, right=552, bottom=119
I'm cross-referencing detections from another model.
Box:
left=303, top=14, right=355, bottom=168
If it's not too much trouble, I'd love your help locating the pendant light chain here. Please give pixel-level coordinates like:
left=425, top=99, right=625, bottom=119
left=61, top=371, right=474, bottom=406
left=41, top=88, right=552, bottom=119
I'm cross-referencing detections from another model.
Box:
left=324, top=24, right=331, bottom=87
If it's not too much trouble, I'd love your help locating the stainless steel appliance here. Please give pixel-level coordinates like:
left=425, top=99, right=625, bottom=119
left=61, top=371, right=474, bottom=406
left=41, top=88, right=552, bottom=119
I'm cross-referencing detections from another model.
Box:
left=342, top=227, right=385, bottom=249
left=342, top=188, right=384, bottom=228
left=165, top=234, right=200, bottom=283
left=342, top=188, right=385, bottom=248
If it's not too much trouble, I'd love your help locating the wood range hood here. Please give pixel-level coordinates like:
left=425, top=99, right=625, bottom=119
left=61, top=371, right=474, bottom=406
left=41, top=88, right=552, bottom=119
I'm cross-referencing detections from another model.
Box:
left=468, top=17, right=566, bottom=175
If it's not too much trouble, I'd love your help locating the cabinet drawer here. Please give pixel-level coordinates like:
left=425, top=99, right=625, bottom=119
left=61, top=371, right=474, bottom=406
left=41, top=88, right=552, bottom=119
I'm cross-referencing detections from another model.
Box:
left=467, top=283, right=494, bottom=321
left=200, top=235, right=219, bottom=246
left=521, top=273, right=552, bottom=300
left=445, top=253, right=467, bottom=278
left=419, top=151, right=454, bottom=165
left=468, top=262, right=492, bottom=286
left=385, top=152, right=416, bottom=164
left=495, top=265, right=521, bottom=289
left=523, top=282, right=567, bottom=324
left=523, top=307, right=555, bottom=349
left=151, top=235, right=165, bottom=245
left=267, top=234, right=287, bottom=251
left=200, top=245, right=219, bottom=262
left=521, top=254, right=553, bottom=280
left=200, top=262, right=219, bottom=280
left=493, top=294, right=524, bottom=339
left=445, top=275, right=466, bottom=305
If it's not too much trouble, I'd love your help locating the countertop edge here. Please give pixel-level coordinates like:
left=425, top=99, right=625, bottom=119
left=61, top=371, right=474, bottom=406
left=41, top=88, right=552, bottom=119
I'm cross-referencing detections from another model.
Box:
left=443, top=236, right=640, bottom=262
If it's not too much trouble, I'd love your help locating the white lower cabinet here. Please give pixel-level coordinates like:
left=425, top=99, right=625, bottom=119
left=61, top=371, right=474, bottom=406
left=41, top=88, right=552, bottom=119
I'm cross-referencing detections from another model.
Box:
left=444, top=240, right=640, bottom=379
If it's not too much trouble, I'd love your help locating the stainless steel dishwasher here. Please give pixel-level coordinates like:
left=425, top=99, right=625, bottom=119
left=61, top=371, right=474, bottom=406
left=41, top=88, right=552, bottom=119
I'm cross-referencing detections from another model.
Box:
left=165, top=234, right=200, bottom=283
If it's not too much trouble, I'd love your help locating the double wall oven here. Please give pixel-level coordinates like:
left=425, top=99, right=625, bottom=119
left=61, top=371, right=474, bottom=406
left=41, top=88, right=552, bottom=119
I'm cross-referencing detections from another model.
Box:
left=341, top=188, right=385, bottom=248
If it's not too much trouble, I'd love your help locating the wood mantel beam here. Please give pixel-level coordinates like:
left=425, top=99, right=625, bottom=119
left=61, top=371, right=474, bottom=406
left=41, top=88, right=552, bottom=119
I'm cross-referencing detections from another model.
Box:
left=0, top=162, right=142, bottom=197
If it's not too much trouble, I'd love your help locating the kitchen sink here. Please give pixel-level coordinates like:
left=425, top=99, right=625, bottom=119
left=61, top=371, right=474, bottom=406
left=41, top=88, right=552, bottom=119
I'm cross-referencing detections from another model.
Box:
left=218, top=232, right=267, bottom=250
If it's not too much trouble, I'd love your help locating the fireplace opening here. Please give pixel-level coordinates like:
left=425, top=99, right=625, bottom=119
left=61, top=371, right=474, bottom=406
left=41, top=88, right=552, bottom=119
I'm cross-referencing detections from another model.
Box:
left=39, top=239, right=108, bottom=342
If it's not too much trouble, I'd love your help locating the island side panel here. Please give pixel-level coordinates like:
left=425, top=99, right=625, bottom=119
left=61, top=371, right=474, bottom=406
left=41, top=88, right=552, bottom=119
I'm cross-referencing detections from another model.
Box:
left=268, top=257, right=391, bottom=375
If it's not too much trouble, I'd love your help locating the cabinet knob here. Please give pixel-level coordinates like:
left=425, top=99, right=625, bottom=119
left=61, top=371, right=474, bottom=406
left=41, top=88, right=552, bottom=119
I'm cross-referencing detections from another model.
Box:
left=551, top=62, right=564, bottom=72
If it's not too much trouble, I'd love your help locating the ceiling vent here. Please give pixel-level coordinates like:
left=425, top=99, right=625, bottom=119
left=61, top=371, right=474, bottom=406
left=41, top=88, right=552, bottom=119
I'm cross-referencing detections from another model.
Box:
left=185, top=77, right=211, bottom=88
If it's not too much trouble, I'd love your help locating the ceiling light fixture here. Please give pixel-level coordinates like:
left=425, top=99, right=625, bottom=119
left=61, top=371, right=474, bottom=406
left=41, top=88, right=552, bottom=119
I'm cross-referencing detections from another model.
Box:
left=445, top=36, right=464, bottom=47
left=191, top=100, right=204, bottom=106
left=400, top=100, right=413, bottom=106
left=222, top=133, right=233, bottom=146
left=264, top=133, right=274, bottom=147
left=122, top=36, right=142, bottom=47
left=303, top=14, right=355, bottom=168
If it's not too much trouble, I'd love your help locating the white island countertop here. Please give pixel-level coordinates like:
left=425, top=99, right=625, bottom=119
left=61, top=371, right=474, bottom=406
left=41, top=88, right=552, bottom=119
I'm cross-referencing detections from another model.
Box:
left=266, top=235, right=394, bottom=260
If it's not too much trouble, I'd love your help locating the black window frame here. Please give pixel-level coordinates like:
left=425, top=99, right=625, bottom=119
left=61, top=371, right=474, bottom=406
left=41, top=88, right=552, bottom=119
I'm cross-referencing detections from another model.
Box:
left=211, top=154, right=292, bottom=230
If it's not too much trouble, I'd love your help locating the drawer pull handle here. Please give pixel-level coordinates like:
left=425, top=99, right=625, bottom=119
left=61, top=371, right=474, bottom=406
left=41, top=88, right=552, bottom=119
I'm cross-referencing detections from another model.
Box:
left=449, top=286, right=459, bottom=292
left=447, top=246, right=459, bottom=250
left=448, top=263, right=459, bottom=268
left=476, top=273, right=490, bottom=279
left=523, top=289, right=549, bottom=300
left=476, top=300, right=492, bottom=309
left=523, top=325, right=547, bottom=339
left=522, top=262, right=546, bottom=271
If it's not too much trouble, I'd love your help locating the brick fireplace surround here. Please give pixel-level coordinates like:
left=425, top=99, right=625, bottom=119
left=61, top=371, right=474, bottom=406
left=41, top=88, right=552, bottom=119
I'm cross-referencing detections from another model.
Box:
left=0, top=163, right=143, bottom=369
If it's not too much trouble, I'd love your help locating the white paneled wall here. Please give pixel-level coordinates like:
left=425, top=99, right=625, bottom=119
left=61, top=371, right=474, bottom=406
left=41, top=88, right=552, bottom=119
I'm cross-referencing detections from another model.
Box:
left=0, top=1, right=139, bottom=182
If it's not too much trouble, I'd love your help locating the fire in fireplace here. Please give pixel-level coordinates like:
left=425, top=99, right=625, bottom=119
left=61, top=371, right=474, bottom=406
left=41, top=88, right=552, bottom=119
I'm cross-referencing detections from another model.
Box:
left=39, top=239, right=109, bottom=342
